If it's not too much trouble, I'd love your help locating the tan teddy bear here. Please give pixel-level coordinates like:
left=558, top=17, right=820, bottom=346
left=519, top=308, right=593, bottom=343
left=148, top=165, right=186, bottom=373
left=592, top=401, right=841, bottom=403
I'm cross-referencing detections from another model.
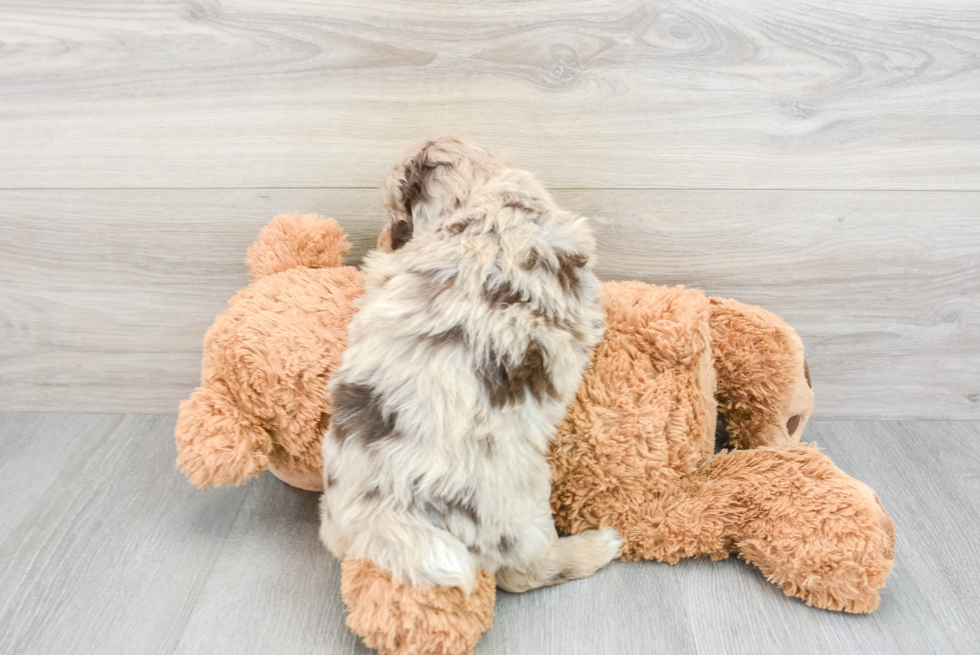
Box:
left=176, top=214, right=894, bottom=655
left=175, top=214, right=360, bottom=491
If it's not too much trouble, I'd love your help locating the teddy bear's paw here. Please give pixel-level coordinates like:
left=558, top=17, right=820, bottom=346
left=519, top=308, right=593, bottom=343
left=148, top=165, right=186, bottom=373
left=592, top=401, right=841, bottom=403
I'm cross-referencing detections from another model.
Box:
left=341, top=557, right=495, bottom=655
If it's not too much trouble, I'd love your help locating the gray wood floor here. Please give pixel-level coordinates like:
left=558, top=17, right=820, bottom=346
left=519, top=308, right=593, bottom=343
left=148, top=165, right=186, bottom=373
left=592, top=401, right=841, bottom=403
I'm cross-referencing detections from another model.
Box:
left=1, top=413, right=977, bottom=655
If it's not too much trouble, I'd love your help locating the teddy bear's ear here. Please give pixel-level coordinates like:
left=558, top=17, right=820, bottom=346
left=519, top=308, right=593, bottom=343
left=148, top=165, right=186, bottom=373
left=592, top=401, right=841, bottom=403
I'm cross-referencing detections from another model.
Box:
left=245, top=214, right=352, bottom=280
left=175, top=384, right=273, bottom=487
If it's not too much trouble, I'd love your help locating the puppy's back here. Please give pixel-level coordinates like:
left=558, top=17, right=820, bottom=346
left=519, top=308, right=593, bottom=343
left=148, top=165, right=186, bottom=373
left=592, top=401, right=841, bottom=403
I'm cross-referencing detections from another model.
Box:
left=320, top=144, right=605, bottom=591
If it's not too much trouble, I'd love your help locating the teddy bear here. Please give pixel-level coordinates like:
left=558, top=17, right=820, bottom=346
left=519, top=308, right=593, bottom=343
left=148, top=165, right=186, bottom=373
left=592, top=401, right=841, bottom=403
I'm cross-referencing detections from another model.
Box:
left=176, top=213, right=895, bottom=655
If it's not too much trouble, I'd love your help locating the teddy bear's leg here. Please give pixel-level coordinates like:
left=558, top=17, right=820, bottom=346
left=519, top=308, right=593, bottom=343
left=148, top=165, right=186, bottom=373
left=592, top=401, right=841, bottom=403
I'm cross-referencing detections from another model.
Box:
left=709, top=297, right=814, bottom=449
left=722, top=446, right=894, bottom=613
left=340, top=558, right=496, bottom=655
left=623, top=445, right=894, bottom=613
left=549, top=282, right=718, bottom=541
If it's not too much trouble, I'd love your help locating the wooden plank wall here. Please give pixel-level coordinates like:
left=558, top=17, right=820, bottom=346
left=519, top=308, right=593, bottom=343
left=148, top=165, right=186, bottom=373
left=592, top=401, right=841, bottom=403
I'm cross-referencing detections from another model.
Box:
left=1, top=0, right=978, bottom=418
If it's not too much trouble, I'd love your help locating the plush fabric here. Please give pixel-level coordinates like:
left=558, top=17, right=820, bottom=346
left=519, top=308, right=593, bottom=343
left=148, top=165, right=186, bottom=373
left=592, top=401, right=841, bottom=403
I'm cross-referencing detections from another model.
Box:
left=176, top=214, right=361, bottom=489
left=342, top=558, right=495, bottom=655
left=710, top=297, right=814, bottom=449
left=549, top=282, right=717, bottom=537
left=548, top=283, right=890, bottom=611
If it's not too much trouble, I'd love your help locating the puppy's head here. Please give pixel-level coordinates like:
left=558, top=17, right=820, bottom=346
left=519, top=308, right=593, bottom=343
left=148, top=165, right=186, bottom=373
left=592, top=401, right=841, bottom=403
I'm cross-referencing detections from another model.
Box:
left=378, top=137, right=505, bottom=252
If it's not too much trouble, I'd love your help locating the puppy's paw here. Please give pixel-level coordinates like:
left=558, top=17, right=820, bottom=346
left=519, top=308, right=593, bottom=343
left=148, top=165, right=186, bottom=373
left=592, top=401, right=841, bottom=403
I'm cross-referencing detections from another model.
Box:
left=584, top=527, right=623, bottom=566
left=494, top=528, right=621, bottom=593
left=599, top=526, right=624, bottom=560
left=558, top=527, right=622, bottom=582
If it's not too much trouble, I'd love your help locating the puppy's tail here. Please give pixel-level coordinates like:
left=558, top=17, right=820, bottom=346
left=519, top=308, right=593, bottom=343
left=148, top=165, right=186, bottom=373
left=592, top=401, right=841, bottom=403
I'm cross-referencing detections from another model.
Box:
left=246, top=213, right=351, bottom=280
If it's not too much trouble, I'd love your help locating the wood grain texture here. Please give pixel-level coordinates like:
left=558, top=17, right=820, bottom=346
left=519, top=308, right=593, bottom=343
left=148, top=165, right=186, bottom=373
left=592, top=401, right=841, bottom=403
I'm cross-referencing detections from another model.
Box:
left=171, top=476, right=366, bottom=655
left=2, top=189, right=977, bottom=418
left=0, top=413, right=249, bottom=655
left=1, top=0, right=979, bottom=189
left=1, top=414, right=977, bottom=654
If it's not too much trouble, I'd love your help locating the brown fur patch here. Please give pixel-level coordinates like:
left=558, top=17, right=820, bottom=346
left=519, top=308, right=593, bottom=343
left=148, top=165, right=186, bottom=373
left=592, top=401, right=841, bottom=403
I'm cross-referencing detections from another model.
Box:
left=485, top=342, right=557, bottom=408
left=786, top=414, right=802, bottom=437
left=498, top=535, right=514, bottom=554
left=429, top=324, right=467, bottom=345
left=393, top=143, right=456, bottom=250
left=326, top=474, right=337, bottom=488
left=484, top=272, right=587, bottom=341
left=389, top=144, right=436, bottom=251
left=423, top=494, right=480, bottom=527
left=521, top=247, right=587, bottom=296
left=555, top=250, right=587, bottom=295
left=521, top=247, right=542, bottom=271
left=317, top=412, right=331, bottom=434
left=332, top=382, right=398, bottom=444
left=502, top=199, right=541, bottom=220
left=389, top=219, right=414, bottom=251
left=445, top=219, right=469, bottom=235
left=804, top=358, right=812, bottom=389
left=484, top=279, right=525, bottom=307
left=399, top=143, right=436, bottom=217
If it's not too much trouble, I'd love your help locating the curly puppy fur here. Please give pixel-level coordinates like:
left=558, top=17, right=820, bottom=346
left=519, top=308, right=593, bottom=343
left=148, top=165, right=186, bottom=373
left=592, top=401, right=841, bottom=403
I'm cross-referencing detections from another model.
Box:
left=319, top=137, right=621, bottom=596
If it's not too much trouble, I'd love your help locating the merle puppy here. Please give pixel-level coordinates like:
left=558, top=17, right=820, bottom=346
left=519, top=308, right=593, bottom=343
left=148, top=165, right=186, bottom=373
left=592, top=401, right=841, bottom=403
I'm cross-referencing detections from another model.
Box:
left=319, top=137, right=620, bottom=594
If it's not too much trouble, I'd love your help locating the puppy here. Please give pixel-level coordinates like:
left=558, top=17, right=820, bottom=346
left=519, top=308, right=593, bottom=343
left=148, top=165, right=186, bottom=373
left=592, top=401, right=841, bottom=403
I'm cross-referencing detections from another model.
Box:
left=319, top=137, right=620, bottom=594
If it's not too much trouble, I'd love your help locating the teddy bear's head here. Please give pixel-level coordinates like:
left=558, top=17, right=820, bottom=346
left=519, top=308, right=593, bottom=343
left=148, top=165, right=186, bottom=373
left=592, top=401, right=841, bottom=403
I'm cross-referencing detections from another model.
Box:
left=175, top=214, right=362, bottom=490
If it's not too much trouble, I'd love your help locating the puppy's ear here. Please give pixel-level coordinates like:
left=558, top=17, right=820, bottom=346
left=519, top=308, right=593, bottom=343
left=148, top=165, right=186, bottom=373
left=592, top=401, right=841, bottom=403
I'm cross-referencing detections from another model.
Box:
left=380, top=137, right=500, bottom=251
left=388, top=215, right=414, bottom=251
left=379, top=164, right=414, bottom=251
left=381, top=142, right=437, bottom=251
